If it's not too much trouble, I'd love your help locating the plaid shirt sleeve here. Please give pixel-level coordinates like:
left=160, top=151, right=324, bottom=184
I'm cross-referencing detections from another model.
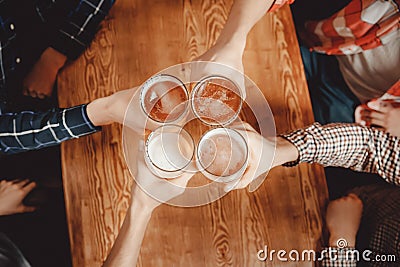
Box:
left=321, top=247, right=358, bottom=267
left=46, top=0, right=115, bottom=59
left=0, top=104, right=101, bottom=154
left=281, top=123, right=400, bottom=186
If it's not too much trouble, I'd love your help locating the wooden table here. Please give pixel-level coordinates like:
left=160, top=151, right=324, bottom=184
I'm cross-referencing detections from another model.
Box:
left=58, top=1, right=328, bottom=266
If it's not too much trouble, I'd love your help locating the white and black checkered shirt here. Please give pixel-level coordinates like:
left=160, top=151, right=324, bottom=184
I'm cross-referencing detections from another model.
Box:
left=321, top=247, right=358, bottom=267
left=282, top=123, right=400, bottom=186
left=0, top=104, right=100, bottom=154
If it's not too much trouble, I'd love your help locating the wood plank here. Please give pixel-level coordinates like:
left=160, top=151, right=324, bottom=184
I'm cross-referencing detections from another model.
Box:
left=58, top=1, right=328, bottom=266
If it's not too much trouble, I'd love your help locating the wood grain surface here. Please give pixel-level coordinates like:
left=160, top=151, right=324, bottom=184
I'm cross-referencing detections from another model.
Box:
left=57, top=1, right=328, bottom=266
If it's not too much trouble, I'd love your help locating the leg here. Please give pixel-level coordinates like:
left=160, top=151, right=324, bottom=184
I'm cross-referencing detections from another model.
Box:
left=299, top=45, right=361, bottom=124
left=326, top=194, right=363, bottom=248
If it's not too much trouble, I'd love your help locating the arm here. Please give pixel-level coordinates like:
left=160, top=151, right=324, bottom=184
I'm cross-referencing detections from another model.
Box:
left=227, top=122, right=399, bottom=191
left=102, top=189, right=154, bottom=267
left=280, top=123, right=400, bottom=186
left=23, top=0, right=115, bottom=98
left=196, top=0, right=292, bottom=98
left=0, top=87, right=136, bottom=154
left=320, top=194, right=362, bottom=267
left=0, top=105, right=100, bottom=154
left=103, top=142, right=194, bottom=267
left=48, top=0, right=115, bottom=59
left=197, top=0, right=277, bottom=70
left=215, top=0, right=276, bottom=49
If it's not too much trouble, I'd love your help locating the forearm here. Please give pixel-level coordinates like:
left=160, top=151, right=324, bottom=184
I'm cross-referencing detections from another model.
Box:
left=103, top=192, right=154, bottom=267
left=49, top=0, right=115, bottom=59
left=280, top=123, right=400, bottom=185
left=272, top=137, right=299, bottom=167
left=216, top=0, right=275, bottom=48
left=0, top=105, right=100, bottom=154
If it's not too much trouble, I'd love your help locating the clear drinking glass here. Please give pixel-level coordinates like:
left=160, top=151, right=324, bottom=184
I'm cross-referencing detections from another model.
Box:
left=140, top=74, right=189, bottom=124
left=196, top=127, right=248, bottom=183
left=191, top=75, right=243, bottom=126
left=145, top=125, right=195, bottom=178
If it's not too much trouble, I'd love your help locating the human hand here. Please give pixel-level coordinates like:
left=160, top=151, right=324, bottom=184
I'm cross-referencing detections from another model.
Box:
left=0, top=180, right=37, bottom=216
left=193, top=40, right=246, bottom=99
left=355, top=100, right=400, bottom=137
left=223, top=122, right=275, bottom=192
left=23, top=47, right=67, bottom=99
left=131, top=141, right=195, bottom=211
left=87, top=86, right=163, bottom=135
left=326, top=194, right=363, bottom=248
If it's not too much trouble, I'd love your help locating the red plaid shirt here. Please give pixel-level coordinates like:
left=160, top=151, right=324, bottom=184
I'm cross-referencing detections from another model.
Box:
left=272, top=0, right=400, bottom=55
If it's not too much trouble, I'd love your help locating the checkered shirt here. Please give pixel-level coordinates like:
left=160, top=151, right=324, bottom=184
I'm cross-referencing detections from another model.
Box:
left=321, top=247, right=358, bottom=267
left=351, top=184, right=400, bottom=267
left=282, top=123, right=400, bottom=186
left=0, top=0, right=115, bottom=90
left=320, top=183, right=400, bottom=267
left=302, top=0, right=400, bottom=55
left=271, top=0, right=400, bottom=55
left=0, top=104, right=100, bottom=154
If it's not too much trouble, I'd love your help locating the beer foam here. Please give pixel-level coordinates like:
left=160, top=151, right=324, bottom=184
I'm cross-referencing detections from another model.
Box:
left=147, top=132, right=192, bottom=171
left=199, top=131, right=246, bottom=176
left=193, top=81, right=241, bottom=125
left=142, top=76, right=188, bottom=122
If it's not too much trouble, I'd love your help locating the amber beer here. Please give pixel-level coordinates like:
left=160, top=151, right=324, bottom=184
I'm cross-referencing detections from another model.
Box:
left=192, top=76, right=242, bottom=126
left=197, top=128, right=248, bottom=183
left=141, top=74, right=189, bottom=123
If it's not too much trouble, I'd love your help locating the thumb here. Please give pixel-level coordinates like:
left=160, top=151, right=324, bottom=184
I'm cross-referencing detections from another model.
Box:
left=21, top=205, right=37, bottom=213
left=367, top=100, right=380, bottom=111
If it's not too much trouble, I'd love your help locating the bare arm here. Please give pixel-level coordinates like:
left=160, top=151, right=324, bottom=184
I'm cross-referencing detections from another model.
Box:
left=217, top=0, right=275, bottom=48
left=102, top=143, right=194, bottom=266
left=102, top=189, right=154, bottom=267
left=198, top=0, right=275, bottom=67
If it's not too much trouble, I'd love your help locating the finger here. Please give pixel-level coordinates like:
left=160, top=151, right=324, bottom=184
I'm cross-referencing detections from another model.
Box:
left=365, top=111, right=386, bottom=121
left=347, top=193, right=361, bottom=201
left=367, top=100, right=391, bottom=113
left=248, top=173, right=268, bottom=192
left=223, top=165, right=255, bottom=192
left=170, top=164, right=197, bottom=187
left=22, top=88, right=30, bottom=96
left=362, top=116, right=385, bottom=128
left=354, top=106, right=364, bottom=123
left=29, top=91, right=38, bottom=98
left=21, top=205, right=37, bottom=213
left=378, top=101, right=393, bottom=112
left=367, top=100, right=380, bottom=111
left=22, top=181, right=37, bottom=194
left=230, top=122, right=255, bottom=132
left=13, top=179, right=29, bottom=187
left=37, top=93, right=47, bottom=99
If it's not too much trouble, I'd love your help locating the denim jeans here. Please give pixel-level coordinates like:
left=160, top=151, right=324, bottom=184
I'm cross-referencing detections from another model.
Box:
left=299, top=45, right=382, bottom=199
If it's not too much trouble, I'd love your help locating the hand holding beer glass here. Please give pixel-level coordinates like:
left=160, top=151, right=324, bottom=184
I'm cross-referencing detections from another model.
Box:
left=123, top=62, right=276, bottom=207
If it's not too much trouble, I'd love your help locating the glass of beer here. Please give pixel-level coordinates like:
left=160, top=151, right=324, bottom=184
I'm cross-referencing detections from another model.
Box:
left=191, top=75, right=243, bottom=126
left=196, top=127, right=248, bottom=183
left=145, top=125, right=195, bottom=178
left=140, top=74, right=189, bottom=123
